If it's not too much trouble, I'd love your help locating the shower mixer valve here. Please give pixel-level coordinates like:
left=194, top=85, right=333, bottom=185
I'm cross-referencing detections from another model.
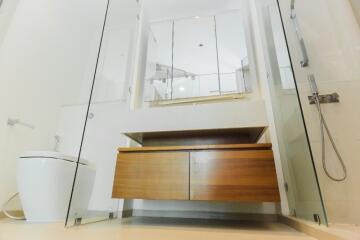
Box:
left=308, top=92, right=340, bottom=104
left=307, top=74, right=339, bottom=104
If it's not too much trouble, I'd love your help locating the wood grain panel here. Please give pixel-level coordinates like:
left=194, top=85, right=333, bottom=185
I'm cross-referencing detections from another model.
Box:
left=125, top=128, right=266, bottom=145
left=118, top=143, right=272, bottom=152
left=190, top=150, right=280, bottom=202
left=112, top=152, right=189, bottom=200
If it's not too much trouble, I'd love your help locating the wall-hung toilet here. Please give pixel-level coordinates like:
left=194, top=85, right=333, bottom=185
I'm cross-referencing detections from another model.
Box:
left=17, top=151, right=95, bottom=222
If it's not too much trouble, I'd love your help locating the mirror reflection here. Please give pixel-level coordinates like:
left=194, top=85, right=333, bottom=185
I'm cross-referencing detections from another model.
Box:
left=144, top=10, right=251, bottom=102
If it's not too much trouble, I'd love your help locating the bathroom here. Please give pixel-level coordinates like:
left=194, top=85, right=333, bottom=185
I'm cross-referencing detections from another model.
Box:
left=0, top=0, right=359, bottom=239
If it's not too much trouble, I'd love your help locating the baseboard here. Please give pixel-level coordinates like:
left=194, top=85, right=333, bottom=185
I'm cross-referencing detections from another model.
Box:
left=132, top=209, right=278, bottom=222
left=0, top=210, right=24, bottom=219
left=279, top=215, right=346, bottom=240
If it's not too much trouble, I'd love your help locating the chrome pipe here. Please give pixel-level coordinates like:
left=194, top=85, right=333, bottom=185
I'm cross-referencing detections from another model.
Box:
left=290, top=0, right=309, bottom=67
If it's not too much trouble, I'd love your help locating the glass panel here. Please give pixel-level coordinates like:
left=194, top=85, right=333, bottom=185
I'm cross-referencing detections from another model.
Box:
left=256, top=0, right=327, bottom=224
left=279, top=0, right=360, bottom=226
left=65, top=0, right=138, bottom=226
left=143, top=21, right=173, bottom=101
left=216, top=11, right=249, bottom=94
left=173, top=16, right=219, bottom=98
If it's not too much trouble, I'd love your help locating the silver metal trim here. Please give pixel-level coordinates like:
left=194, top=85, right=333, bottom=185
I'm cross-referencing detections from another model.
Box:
left=308, top=93, right=339, bottom=104
left=290, top=0, right=309, bottom=67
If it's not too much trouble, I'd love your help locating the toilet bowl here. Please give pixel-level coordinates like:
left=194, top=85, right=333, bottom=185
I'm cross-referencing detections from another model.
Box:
left=17, top=151, right=95, bottom=222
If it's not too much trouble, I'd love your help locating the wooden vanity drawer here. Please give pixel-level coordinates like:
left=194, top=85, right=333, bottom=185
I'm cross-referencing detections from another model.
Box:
left=112, top=151, right=189, bottom=200
left=190, top=150, right=280, bottom=202
left=112, top=144, right=280, bottom=202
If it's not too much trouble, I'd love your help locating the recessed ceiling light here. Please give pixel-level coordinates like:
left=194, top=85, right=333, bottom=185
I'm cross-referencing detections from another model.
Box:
left=194, top=16, right=201, bottom=19
left=179, top=86, right=185, bottom=92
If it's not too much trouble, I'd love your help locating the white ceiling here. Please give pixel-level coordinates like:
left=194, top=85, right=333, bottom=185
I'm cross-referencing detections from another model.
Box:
left=143, top=0, right=242, bottom=21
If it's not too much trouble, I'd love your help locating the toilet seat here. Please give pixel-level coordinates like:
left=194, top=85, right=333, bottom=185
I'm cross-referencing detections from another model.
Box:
left=20, top=151, right=89, bottom=165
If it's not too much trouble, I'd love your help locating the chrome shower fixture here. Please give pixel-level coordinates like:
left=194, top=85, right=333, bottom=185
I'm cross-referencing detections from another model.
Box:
left=308, top=75, right=339, bottom=104
left=290, top=0, right=309, bottom=67
left=308, top=74, right=347, bottom=182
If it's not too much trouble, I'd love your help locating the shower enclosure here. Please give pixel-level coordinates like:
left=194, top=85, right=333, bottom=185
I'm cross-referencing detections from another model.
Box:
left=277, top=0, right=360, bottom=225
left=254, top=0, right=327, bottom=224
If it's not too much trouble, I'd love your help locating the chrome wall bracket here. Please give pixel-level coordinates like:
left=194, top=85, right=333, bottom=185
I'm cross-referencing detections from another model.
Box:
left=313, top=214, right=321, bottom=225
left=74, top=217, right=82, bottom=226
left=290, top=0, right=309, bottom=68
left=308, top=93, right=339, bottom=104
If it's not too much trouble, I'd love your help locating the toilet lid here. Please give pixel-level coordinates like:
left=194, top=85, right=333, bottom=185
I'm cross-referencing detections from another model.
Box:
left=20, top=151, right=89, bottom=165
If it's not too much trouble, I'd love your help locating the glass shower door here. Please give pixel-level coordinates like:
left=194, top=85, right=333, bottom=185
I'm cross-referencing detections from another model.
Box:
left=65, top=0, right=139, bottom=227
left=277, top=0, right=360, bottom=225
left=256, top=0, right=328, bottom=224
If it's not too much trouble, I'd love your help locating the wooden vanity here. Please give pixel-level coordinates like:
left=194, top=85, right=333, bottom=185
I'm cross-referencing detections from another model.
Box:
left=112, top=130, right=280, bottom=202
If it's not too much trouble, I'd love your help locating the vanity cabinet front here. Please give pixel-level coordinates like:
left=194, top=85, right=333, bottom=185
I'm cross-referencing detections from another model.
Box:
left=190, top=150, right=280, bottom=202
left=112, top=151, right=190, bottom=200
left=112, top=144, right=280, bottom=202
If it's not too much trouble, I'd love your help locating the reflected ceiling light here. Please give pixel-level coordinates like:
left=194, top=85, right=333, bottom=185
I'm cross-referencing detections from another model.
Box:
left=194, top=16, right=201, bottom=19
left=179, top=86, right=185, bottom=92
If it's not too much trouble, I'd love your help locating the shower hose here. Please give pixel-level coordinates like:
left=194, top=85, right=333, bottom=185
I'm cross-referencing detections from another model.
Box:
left=2, top=192, right=26, bottom=220
left=313, top=93, right=347, bottom=182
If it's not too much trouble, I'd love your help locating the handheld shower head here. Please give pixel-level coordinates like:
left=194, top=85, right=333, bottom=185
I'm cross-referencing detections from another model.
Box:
left=308, top=74, right=319, bottom=95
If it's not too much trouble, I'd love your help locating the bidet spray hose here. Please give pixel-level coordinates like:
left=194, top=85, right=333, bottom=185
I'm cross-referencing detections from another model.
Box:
left=2, top=192, right=26, bottom=220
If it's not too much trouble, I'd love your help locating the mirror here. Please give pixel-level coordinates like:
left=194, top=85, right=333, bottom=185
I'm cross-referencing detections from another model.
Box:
left=143, top=8, right=252, bottom=102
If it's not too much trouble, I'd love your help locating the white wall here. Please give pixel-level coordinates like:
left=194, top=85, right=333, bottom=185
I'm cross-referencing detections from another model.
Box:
left=144, top=0, right=249, bottom=22
left=0, top=0, right=107, bottom=210
left=278, top=0, right=360, bottom=224
left=119, top=100, right=268, bottom=133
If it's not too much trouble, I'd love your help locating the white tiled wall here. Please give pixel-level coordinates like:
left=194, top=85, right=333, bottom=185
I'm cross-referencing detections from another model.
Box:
left=279, top=0, right=360, bottom=224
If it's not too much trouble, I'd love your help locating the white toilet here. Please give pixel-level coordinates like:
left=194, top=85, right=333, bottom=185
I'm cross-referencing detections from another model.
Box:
left=17, top=151, right=95, bottom=222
